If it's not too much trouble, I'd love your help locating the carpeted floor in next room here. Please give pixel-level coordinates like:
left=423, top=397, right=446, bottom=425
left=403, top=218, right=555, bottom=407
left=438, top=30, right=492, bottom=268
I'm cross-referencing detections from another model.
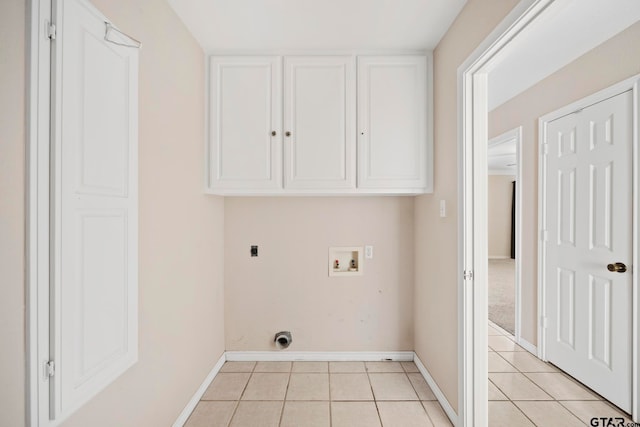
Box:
left=488, top=258, right=515, bottom=334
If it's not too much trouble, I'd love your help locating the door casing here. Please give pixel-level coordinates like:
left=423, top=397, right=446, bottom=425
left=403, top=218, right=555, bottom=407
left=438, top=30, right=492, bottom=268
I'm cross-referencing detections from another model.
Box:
left=27, top=0, right=53, bottom=425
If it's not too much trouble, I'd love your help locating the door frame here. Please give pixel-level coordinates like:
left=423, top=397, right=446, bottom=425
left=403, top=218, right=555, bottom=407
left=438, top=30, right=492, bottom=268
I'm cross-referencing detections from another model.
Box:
left=27, top=0, right=53, bottom=425
left=537, top=75, right=640, bottom=415
left=459, top=0, right=640, bottom=423
left=487, top=127, right=523, bottom=343
left=457, top=1, right=547, bottom=425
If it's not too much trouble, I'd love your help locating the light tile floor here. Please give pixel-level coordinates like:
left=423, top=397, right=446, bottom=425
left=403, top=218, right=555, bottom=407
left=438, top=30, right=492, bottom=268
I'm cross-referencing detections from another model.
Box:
left=488, top=322, right=633, bottom=426
left=185, top=361, right=452, bottom=427
left=185, top=326, right=634, bottom=426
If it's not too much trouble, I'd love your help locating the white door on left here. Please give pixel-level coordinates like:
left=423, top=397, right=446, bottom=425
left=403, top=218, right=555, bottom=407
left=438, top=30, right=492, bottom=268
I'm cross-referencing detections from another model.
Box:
left=51, top=0, right=139, bottom=421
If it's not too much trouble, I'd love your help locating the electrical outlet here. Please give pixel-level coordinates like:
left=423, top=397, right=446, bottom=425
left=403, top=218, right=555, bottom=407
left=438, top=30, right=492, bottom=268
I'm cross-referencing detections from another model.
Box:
left=365, top=245, right=373, bottom=259
left=250, top=245, right=258, bottom=257
left=439, top=200, right=446, bottom=218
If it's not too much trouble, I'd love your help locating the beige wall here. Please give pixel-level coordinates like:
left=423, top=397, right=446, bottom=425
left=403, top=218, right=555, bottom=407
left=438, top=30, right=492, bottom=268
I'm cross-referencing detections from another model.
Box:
left=0, top=0, right=26, bottom=425
left=225, top=197, right=414, bottom=351
left=489, top=21, right=640, bottom=346
left=414, top=0, right=520, bottom=413
left=0, top=0, right=226, bottom=425
left=488, top=175, right=515, bottom=259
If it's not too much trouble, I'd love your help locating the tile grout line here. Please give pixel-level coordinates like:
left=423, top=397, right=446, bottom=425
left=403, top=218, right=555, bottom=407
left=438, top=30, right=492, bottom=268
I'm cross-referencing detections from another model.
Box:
left=487, top=333, right=551, bottom=427
left=226, top=362, right=257, bottom=426
left=486, top=331, right=598, bottom=427
left=327, top=363, right=333, bottom=427
left=402, top=362, right=439, bottom=426
left=277, top=363, right=292, bottom=427
left=488, top=363, right=549, bottom=426
left=364, top=363, right=384, bottom=426
left=487, top=322, right=584, bottom=425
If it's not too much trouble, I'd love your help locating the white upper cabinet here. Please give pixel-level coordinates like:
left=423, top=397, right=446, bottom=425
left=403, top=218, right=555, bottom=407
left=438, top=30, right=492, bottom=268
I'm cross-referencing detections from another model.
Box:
left=208, top=56, right=282, bottom=190
left=357, top=56, right=431, bottom=191
left=284, top=56, right=356, bottom=190
left=207, top=54, right=432, bottom=195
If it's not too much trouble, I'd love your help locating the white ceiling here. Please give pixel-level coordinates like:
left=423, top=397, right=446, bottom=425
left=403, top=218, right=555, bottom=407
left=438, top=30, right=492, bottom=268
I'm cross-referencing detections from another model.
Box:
left=167, top=0, right=467, bottom=51
left=488, top=138, right=517, bottom=175
left=488, top=0, right=640, bottom=110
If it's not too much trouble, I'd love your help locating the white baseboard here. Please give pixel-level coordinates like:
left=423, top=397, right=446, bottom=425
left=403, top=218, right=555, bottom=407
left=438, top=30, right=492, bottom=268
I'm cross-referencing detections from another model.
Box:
left=487, top=320, right=537, bottom=356
left=225, top=351, right=414, bottom=362
left=413, top=353, right=458, bottom=427
left=517, top=337, right=537, bottom=355
left=488, top=320, right=514, bottom=338
left=172, top=353, right=226, bottom=427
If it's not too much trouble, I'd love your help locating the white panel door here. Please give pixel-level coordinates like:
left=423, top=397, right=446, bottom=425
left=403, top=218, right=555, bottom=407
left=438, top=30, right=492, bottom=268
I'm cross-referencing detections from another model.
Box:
left=283, top=56, right=355, bottom=189
left=544, top=90, right=632, bottom=411
left=209, top=56, right=282, bottom=190
left=357, top=56, right=427, bottom=189
left=53, top=0, right=138, bottom=420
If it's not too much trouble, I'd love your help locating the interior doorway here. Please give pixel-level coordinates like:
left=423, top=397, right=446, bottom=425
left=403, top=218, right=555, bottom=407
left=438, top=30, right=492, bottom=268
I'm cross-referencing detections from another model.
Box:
left=487, top=128, right=521, bottom=340
left=458, top=0, right=640, bottom=425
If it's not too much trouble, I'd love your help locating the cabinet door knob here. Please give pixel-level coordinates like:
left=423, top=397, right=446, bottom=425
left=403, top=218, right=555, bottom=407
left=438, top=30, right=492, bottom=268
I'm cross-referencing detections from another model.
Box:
left=285, top=131, right=291, bottom=137
left=271, top=131, right=276, bottom=136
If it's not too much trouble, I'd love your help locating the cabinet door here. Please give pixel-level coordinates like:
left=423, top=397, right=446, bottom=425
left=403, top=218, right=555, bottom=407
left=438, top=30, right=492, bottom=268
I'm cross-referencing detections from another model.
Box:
left=209, top=56, right=282, bottom=190
left=357, top=56, right=428, bottom=189
left=284, top=56, right=356, bottom=189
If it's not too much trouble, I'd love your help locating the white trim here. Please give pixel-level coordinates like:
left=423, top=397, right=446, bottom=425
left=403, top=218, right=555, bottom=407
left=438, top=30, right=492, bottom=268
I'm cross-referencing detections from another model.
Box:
left=514, top=126, right=524, bottom=346
left=537, top=114, right=547, bottom=362
left=206, top=48, right=432, bottom=56
left=538, top=74, right=640, bottom=421
left=488, top=319, right=513, bottom=338
left=172, top=353, right=226, bottom=427
left=413, top=353, right=458, bottom=426
left=634, top=76, right=640, bottom=423
left=517, top=337, right=537, bottom=356
left=27, top=0, right=53, bottom=425
left=204, top=188, right=429, bottom=196
left=457, top=1, right=551, bottom=425
left=224, top=351, right=414, bottom=362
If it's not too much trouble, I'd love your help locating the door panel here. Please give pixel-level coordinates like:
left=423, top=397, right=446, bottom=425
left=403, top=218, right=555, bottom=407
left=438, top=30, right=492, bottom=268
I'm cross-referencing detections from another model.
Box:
left=209, top=56, right=282, bottom=190
left=283, top=56, right=355, bottom=189
left=556, top=267, right=576, bottom=349
left=357, top=56, right=428, bottom=189
left=588, top=274, right=612, bottom=368
left=558, top=167, right=576, bottom=246
left=53, top=0, right=138, bottom=420
left=589, top=161, right=613, bottom=250
left=544, top=90, right=632, bottom=412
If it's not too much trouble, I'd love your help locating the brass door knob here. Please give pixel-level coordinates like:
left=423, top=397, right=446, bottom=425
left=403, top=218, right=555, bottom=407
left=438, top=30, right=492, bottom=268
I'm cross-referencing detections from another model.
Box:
left=271, top=131, right=276, bottom=136
left=607, top=262, right=627, bottom=273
